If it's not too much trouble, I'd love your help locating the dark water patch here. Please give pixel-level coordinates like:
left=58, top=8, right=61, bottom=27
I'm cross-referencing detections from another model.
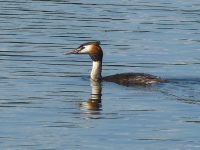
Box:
left=120, top=109, right=157, bottom=112
left=0, top=105, right=17, bottom=108
left=166, top=78, right=200, bottom=84
left=45, top=121, right=81, bottom=128
left=185, top=120, right=200, bottom=124
left=0, top=101, right=33, bottom=105
left=19, top=144, right=41, bottom=148
left=0, top=54, right=36, bottom=57
left=136, top=138, right=181, bottom=142
left=0, top=50, right=33, bottom=54
left=176, top=97, right=200, bottom=105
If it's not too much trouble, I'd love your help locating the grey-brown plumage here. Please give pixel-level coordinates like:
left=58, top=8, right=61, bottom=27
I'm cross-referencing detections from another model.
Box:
left=103, top=73, right=165, bottom=86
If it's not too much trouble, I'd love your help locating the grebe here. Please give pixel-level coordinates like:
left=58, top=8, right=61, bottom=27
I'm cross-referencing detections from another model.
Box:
left=65, top=41, right=166, bottom=86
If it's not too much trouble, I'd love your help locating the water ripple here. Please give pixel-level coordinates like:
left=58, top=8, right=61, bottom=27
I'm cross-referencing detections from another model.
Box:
left=1, top=0, right=200, bottom=150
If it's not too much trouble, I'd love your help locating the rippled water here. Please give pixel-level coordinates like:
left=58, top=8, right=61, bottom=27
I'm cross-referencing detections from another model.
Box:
left=1, top=0, right=200, bottom=149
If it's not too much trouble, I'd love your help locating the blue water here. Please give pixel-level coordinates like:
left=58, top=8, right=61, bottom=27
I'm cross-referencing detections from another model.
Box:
left=1, top=0, right=200, bottom=149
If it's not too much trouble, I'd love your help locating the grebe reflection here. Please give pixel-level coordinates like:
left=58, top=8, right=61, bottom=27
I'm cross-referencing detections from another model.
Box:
left=80, top=80, right=102, bottom=111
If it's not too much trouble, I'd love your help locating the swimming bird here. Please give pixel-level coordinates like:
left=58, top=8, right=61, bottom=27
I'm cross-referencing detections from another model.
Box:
left=65, top=41, right=165, bottom=86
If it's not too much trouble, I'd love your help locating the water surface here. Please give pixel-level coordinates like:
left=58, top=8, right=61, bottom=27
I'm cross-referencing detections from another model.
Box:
left=1, top=0, right=200, bottom=149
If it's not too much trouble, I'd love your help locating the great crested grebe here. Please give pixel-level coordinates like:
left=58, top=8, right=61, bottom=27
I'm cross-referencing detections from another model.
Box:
left=65, top=41, right=166, bottom=86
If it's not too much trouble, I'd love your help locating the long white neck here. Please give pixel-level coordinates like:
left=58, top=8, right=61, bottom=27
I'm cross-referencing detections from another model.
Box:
left=90, top=61, right=102, bottom=81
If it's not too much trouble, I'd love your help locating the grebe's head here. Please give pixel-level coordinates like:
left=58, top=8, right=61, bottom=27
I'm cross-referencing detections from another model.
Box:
left=65, top=41, right=103, bottom=61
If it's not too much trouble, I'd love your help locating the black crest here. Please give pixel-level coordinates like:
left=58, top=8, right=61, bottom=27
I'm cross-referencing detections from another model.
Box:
left=80, top=41, right=101, bottom=47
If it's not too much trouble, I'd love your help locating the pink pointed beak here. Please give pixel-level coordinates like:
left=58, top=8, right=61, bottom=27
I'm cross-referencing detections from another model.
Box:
left=64, top=49, right=80, bottom=55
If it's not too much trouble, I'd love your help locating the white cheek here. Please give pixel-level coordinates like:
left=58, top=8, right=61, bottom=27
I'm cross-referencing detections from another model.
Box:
left=80, top=45, right=91, bottom=54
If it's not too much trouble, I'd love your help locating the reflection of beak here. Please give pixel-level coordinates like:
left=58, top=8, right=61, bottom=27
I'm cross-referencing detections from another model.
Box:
left=64, top=49, right=80, bottom=55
